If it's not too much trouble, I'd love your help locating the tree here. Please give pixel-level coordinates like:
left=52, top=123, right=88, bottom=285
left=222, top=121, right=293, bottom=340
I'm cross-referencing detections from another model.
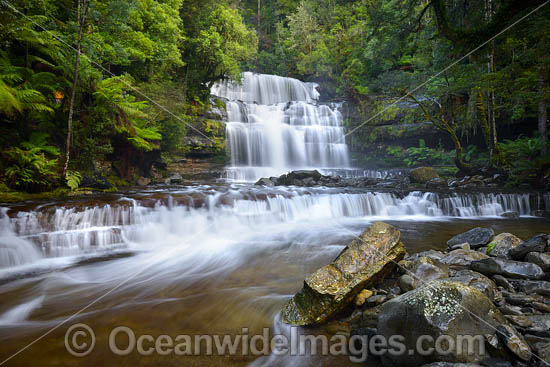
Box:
left=63, top=0, right=89, bottom=176
left=181, top=0, right=257, bottom=99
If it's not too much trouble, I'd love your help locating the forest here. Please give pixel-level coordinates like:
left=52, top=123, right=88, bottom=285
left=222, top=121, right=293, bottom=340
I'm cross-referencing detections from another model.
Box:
left=2, top=2, right=550, bottom=367
left=0, top=0, right=549, bottom=197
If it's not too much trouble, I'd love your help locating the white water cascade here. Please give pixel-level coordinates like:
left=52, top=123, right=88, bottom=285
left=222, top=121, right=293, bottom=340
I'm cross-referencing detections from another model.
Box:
left=1, top=189, right=544, bottom=269
left=212, top=72, right=350, bottom=182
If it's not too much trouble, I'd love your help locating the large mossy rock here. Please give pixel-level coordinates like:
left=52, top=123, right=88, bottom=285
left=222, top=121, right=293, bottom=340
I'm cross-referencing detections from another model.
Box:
left=281, top=222, right=406, bottom=325
left=409, top=167, right=439, bottom=184
left=377, top=281, right=530, bottom=366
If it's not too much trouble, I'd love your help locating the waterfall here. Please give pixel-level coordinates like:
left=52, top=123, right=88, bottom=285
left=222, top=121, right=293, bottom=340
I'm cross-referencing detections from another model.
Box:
left=0, top=208, right=42, bottom=268
left=212, top=72, right=350, bottom=182
left=1, top=190, right=544, bottom=269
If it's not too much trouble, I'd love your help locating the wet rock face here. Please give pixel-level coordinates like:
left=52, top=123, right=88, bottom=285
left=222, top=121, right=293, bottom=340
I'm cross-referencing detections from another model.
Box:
left=377, top=281, right=527, bottom=366
left=281, top=222, right=406, bottom=325
left=447, top=228, right=495, bottom=250
left=409, top=167, right=439, bottom=184
left=471, top=258, right=545, bottom=280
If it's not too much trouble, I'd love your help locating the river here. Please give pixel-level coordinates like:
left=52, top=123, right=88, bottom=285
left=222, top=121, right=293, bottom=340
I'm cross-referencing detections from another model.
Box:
left=0, top=73, right=549, bottom=366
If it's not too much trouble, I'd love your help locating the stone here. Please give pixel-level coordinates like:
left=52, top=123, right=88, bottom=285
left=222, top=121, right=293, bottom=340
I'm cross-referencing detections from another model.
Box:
left=377, top=281, right=522, bottom=366
left=525, top=252, right=550, bottom=272
left=255, top=177, right=274, bottom=186
left=400, top=274, right=415, bottom=293
left=533, top=302, right=550, bottom=313
left=487, top=233, right=522, bottom=259
left=493, top=275, right=515, bottom=292
left=510, top=280, right=550, bottom=297
left=420, top=363, right=483, bottom=367
left=447, top=270, right=498, bottom=301
left=401, top=256, right=450, bottom=289
left=409, top=167, right=439, bottom=184
left=505, top=315, right=532, bottom=328
left=449, top=243, right=472, bottom=251
left=447, top=228, right=495, bottom=249
left=504, top=292, right=542, bottom=306
left=426, top=177, right=448, bottom=189
left=353, top=304, right=383, bottom=328
left=440, top=249, right=489, bottom=269
left=281, top=222, right=406, bottom=325
left=137, top=177, right=151, bottom=186
left=498, top=305, right=524, bottom=316
left=276, top=170, right=323, bottom=185
left=479, top=358, right=513, bottom=367
left=365, top=294, right=387, bottom=307
left=471, top=258, right=545, bottom=280
left=531, top=210, right=550, bottom=217
left=164, top=173, right=183, bottom=185
left=509, top=234, right=548, bottom=260
left=354, top=289, right=374, bottom=307
left=500, top=212, right=520, bottom=219
left=407, top=250, right=447, bottom=262
left=496, top=324, right=532, bottom=361
left=537, top=342, right=550, bottom=366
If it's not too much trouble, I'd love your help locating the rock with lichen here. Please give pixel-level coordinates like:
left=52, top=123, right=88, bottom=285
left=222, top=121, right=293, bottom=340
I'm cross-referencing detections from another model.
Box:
left=281, top=222, right=406, bottom=325
left=377, top=281, right=530, bottom=366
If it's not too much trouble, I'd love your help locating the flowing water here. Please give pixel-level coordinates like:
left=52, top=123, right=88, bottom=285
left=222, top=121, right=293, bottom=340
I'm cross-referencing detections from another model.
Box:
left=1, top=73, right=549, bottom=366
left=212, top=72, right=350, bottom=182
left=0, top=185, right=549, bottom=366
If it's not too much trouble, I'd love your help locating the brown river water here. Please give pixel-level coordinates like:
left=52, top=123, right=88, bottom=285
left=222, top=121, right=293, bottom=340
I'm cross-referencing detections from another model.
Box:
left=0, top=185, right=549, bottom=366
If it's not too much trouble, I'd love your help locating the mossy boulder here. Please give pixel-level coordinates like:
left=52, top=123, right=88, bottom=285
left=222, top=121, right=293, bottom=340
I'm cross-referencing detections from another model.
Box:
left=281, top=222, right=406, bottom=325
left=409, top=167, right=439, bottom=184
left=377, top=281, right=530, bottom=366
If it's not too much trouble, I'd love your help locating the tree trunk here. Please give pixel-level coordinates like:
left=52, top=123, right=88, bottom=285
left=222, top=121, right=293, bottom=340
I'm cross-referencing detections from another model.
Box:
left=257, top=0, right=261, bottom=36
left=485, top=0, right=499, bottom=165
left=63, top=0, right=88, bottom=177
left=539, top=72, right=548, bottom=156
left=412, top=95, right=474, bottom=174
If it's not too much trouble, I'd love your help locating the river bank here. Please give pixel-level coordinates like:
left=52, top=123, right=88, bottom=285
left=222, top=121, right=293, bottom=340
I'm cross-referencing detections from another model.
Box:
left=281, top=222, right=550, bottom=366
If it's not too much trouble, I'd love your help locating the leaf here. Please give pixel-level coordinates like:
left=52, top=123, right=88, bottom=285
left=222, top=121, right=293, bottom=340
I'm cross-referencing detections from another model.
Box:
left=66, top=171, right=82, bottom=191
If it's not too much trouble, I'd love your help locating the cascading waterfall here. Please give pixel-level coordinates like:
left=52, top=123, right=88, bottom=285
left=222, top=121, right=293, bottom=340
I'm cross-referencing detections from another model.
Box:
left=0, top=208, right=42, bottom=268
left=1, top=190, right=544, bottom=269
left=212, top=72, right=350, bottom=182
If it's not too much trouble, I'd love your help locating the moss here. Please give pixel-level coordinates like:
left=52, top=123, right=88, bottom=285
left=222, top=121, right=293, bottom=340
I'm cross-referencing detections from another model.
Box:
left=107, top=175, right=129, bottom=188
left=0, top=187, right=71, bottom=203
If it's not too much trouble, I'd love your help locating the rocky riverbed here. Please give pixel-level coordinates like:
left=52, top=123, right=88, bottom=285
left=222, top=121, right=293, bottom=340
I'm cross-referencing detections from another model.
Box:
left=280, top=222, right=550, bottom=367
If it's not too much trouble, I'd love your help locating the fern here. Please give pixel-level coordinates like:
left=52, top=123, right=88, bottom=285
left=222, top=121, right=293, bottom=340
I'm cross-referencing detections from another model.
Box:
left=65, top=171, right=82, bottom=191
left=0, top=53, right=56, bottom=115
left=94, top=76, right=161, bottom=152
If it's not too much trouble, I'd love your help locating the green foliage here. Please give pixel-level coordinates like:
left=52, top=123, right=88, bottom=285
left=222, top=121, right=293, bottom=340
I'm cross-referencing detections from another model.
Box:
left=499, top=136, right=550, bottom=185
left=0, top=52, right=56, bottom=116
left=386, top=139, right=454, bottom=167
left=182, top=0, right=258, bottom=98
left=3, top=133, right=60, bottom=191
left=65, top=170, right=82, bottom=191
left=93, top=76, right=161, bottom=152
